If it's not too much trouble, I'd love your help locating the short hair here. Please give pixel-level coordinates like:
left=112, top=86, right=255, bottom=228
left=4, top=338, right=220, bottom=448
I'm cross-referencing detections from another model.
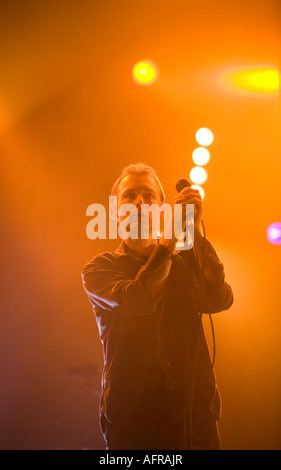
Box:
left=111, top=163, right=165, bottom=202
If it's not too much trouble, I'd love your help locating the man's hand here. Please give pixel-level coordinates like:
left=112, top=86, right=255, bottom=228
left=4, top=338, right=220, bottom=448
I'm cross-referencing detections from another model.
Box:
left=172, top=186, right=203, bottom=231
left=159, top=187, right=203, bottom=253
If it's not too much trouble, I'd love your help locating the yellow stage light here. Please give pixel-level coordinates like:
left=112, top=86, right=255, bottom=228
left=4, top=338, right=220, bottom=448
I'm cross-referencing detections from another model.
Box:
left=192, top=147, right=210, bottom=166
left=190, top=166, right=208, bottom=185
left=133, top=61, right=158, bottom=85
left=195, top=128, right=214, bottom=146
left=191, top=184, right=205, bottom=199
left=220, top=67, right=280, bottom=94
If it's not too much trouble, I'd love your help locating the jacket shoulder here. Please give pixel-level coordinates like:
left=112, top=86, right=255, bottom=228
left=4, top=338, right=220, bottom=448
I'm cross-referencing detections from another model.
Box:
left=81, top=250, right=120, bottom=275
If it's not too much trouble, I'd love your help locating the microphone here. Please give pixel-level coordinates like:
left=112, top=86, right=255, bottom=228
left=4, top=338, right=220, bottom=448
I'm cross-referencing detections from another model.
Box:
left=175, top=178, right=191, bottom=193
left=173, top=178, right=193, bottom=250
left=175, top=176, right=206, bottom=270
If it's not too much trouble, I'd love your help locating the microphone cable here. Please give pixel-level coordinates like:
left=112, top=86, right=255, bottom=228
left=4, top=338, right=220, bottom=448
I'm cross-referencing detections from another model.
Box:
left=156, top=178, right=216, bottom=450
left=175, top=178, right=216, bottom=450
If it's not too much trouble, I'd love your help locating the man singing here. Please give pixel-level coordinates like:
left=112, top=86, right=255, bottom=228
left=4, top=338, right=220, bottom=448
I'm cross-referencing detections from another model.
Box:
left=81, top=163, right=233, bottom=450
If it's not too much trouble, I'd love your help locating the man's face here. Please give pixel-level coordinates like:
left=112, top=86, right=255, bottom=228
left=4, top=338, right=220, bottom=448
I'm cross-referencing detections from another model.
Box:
left=117, top=173, right=163, bottom=239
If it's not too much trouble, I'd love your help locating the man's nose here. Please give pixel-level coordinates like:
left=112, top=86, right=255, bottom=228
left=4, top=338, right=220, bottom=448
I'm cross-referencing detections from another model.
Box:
left=135, top=193, right=145, bottom=207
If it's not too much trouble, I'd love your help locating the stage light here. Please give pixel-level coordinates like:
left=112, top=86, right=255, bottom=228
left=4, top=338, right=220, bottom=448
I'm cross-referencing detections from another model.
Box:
left=220, top=67, right=280, bottom=94
left=190, top=166, right=208, bottom=185
left=192, top=147, right=210, bottom=166
left=267, top=223, right=281, bottom=245
left=195, top=128, right=214, bottom=147
left=191, top=184, right=205, bottom=199
left=133, top=61, right=158, bottom=85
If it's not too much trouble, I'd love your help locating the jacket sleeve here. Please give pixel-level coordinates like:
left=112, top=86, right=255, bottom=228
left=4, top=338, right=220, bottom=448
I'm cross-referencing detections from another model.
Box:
left=81, top=244, right=171, bottom=314
left=180, top=238, right=234, bottom=314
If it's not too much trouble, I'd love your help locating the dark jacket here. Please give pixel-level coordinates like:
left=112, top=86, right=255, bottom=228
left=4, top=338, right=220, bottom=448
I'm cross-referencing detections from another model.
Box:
left=81, top=239, right=233, bottom=428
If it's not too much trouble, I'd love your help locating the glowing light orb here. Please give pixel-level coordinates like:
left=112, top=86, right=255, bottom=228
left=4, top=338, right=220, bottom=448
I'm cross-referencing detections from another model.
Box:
left=190, top=166, right=208, bottom=185
left=133, top=61, right=158, bottom=85
left=220, top=67, right=280, bottom=94
left=192, top=147, right=210, bottom=166
left=267, top=222, right=281, bottom=245
left=191, top=184, right=205, bottom=199
left=196, top=128, right=214, bottom=147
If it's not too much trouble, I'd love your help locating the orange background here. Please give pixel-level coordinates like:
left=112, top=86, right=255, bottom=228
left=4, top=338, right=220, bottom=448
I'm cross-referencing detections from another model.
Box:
left=1, top=0, right=280, bottom=449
